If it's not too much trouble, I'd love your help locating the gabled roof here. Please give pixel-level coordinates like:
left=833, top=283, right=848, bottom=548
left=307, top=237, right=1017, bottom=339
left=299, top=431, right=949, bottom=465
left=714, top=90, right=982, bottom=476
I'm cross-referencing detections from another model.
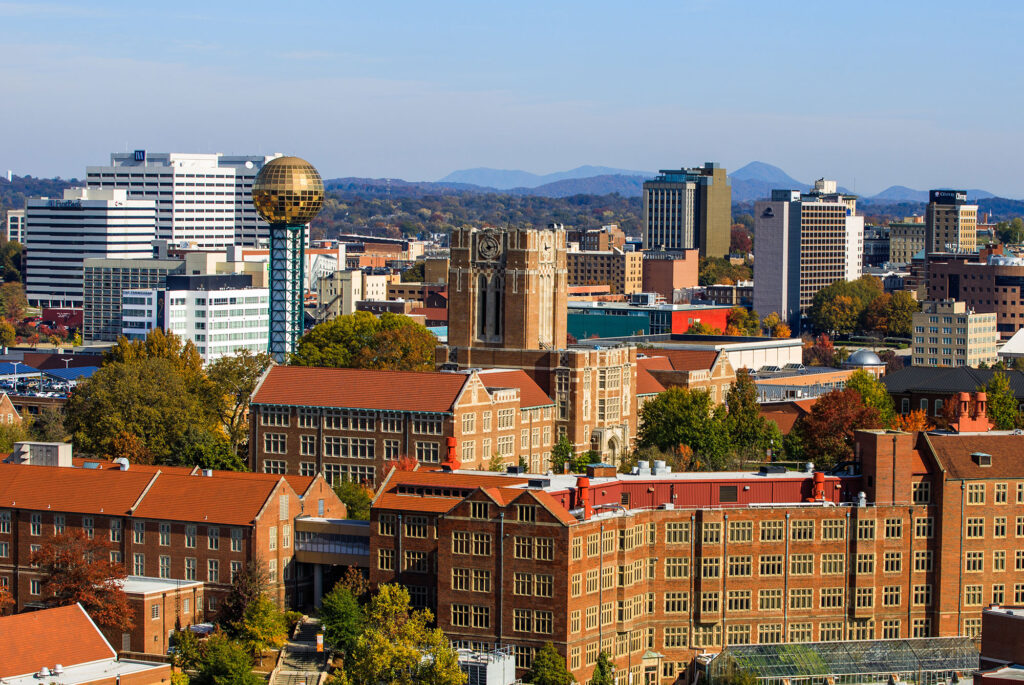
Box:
left=636, top=363, right=666, bottom=396
left=132, top=473, right=287, bottom=525
left=0, top=462, right=154, bottom=515
left=923, top=433, right=1024, bottom=479
left=0, top=603, right=115, bottom=679
left=380, top=469, right=531, bottom=492
left=637, top=355, right=673, bottom=371
left=477, top=369, right=554, bottom=408
left=252, top=365, right=469, bottom=413
left=652, top=349, right=719, bottom=372
left=374, top=492, right=459, bottom=514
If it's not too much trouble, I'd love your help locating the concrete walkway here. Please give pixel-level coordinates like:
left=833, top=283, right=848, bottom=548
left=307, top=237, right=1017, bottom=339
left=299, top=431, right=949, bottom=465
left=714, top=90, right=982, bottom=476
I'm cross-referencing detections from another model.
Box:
left=272, top=618, right=326, bottom=685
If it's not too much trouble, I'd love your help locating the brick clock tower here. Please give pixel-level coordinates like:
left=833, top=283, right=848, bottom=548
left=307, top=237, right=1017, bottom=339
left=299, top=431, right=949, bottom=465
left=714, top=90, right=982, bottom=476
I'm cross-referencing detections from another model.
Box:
left=439, top=225, right=637, bottom=465
left=447, top=226, right=568, bottom=351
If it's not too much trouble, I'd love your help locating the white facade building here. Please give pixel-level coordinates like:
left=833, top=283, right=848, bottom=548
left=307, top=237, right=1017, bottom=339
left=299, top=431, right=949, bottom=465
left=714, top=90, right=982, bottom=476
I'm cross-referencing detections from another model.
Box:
left=5, top=210, right=25, bottom=243
left=86, top=151, right=283, bottom=248
left=120, top=288, right=162, bottom=340
left=25, top=189, right=156, bottom=308
left=161, top=275, right=269, bottom=363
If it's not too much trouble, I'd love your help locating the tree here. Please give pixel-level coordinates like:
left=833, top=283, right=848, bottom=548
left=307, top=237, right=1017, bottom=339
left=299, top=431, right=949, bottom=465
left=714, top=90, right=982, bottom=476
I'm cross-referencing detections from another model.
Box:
left=65, top=357, right=222, bottom=462
left=803, top=335, right=846, bottom=367
left=401, top=261, right=425, bottom=282
left=792, top=388, right=882, bottom=468
left=862, top=293, right=892, bottom=334
left=0, top=320, right=13, bottom=348
left=726, top=307, right=760, bottom=337
left=30, top=530, right=132, bottom=631
left=884, top=291, right=920, bottom=338
left=0, top=282, right=27, bottom=320
left=638, top=387, right=728, bottom=470
left=234, top=594, right=287, bottom=664
left=220, top=559, right=270, bottom=634
left=725, top=371, right=782, bottom=459
left=0, top=241, right=23, bottom=282
left=686, top=321, right=722, bottom=335
left=591, top=651, right=615, bottom=685
left=808, top=277, right=884, bottom=335
left=895, top=409, right=931, bottom=432
left=291, top=311, right=436, bottom=372
left=0, top=421, right=30, bottom=452
left=815, top=294, right=858, bottom=335
left=29, top=406, right=66, bottom=442
left=166, top=427, right=246, bottom=471
left=845, top=369, right=896, bottom=428
left=730, top=227, right=752, bottom=254
left=761, top=312, right=782, bottom=335
left=550, top=435, right=574, bottom=473
left=996, top=217, right=1024, bottom=244
left=984, top=372, right=1020, bottom=429
left=192, top=634, right=262, bottom=685
left=773, top=323, right=792, bottom=338
left=524, top=642, right=573, bottom=685
left=207, top=350, right=272, bottom=456
left=170, top=627, right=203, bottom=671
left=334, top=477, right=372, bottom=520
left=110, top=430, right=153, bottom=465
left=877, top=348, right=905, bottom=374
left=320, top=584, right=364, bottom=656
left=346, top=584, right=466, bottom=685
left=487, top=453, right=505, bottom=471
left=335, top=566, right=372, bottom=600
left=0, top=583, right=13, bottom=614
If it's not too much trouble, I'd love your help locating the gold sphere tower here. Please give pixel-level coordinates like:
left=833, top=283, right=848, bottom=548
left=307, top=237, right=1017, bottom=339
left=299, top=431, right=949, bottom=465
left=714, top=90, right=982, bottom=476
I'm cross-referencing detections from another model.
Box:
left=251, top=156, right=324, bottom=362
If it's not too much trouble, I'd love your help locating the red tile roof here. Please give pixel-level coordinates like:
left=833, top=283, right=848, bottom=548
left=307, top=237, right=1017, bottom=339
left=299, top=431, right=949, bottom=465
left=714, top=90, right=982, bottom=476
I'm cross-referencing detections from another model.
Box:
left=380, top=469, right=530, bottom=493
left=0, top=603, right=115, bottom=678
left=924, top=433, right=1024, bottom=479
left=651, top=349, right=719, bottom=371
left=532, top=489, right=578, bottom=525
left=478, top=369, right=554, bottom=408
left=636, top=364, right=666, bottom=396
left=758, top=399, right=817, bottom=435
left=132, top=473, right=285, bottom=525
left=410, top=307, right=448, bottom=321
left=0, top=463, right=154, bottom=515
left=637, top=355, right=673, bottom=371
left=253, top=365, right=469, bottom=413
left=374, top=492, right=460, bottom=513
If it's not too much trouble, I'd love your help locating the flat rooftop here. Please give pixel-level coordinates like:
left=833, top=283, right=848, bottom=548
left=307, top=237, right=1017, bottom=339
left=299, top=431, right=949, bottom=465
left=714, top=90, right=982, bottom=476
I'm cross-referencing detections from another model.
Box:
left=122, top=575, right=203, bottom=595
left=5, top=659, right=166, bottom=685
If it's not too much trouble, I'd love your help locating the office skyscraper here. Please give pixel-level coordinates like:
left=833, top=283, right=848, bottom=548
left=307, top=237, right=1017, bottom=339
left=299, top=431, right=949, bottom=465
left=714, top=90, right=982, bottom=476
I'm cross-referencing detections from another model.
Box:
left=925, top=190, right=977, bottom=255
left=753, top=180, right=864, bottom=331
left=86, top=151, right=283, bottom=248
left=642, top=162, right=731, bottom=257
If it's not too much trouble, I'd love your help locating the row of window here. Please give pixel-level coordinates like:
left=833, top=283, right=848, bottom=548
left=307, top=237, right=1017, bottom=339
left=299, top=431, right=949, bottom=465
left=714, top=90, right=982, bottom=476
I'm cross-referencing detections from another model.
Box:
left=0, top=512, right=247, bottom=551
left=264, top=433, right=440, bottom=462
left=261, top=406, right=444, bottom=434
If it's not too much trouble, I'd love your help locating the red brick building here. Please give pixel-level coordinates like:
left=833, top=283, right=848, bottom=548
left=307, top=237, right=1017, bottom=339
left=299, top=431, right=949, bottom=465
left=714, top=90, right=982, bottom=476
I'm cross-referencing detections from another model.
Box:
left=111, top=576, right=205, bottom=655
left=0, top=457, right=346, bottom=623
left=368, top=401, right=1024, bottom=683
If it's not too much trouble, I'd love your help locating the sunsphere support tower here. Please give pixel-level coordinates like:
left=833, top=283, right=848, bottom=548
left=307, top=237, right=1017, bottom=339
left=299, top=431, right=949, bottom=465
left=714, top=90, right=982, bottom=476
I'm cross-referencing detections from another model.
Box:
left=250, top=157, right=324, bottom=362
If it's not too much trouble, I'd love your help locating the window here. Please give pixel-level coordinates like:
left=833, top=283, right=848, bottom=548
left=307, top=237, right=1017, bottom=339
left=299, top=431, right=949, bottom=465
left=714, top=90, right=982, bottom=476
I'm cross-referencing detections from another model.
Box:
left=404, top=516, right=428, bottom=538
left=884, top=552, right=902, bottom=573
left=666, top=522, right=690, bottom=544
left=884, top=518, right=902, bottom=539
left=995, top=517, right=1008, bottom=537
left=882, top=619, right=902, bottom=640
left=759, top=554, right=783, bottom=576
left=159, top=555, right=171, bottom=579
left=263, top=460, right=286, bottom=474
left=473, top=533, right=491, bottom=556
left=914, top=550, right=932, bottom=572
left=913, top=584, right=932, bottom=606
left=996, top=483, right=1008, bottom=503
left=261, top=406, right=289, bottom=426
left=967, top=483, right=985, bottom=504
left=208, top=527, right=219, bottom=550
left=728, top=520, right=752, bottom=543
left=789, top=588, right=813, bottom=610
left=757, top=624, right=783, bottom=644
left=263, top=433, right=286, bottom=453
left=300, top=434, right=316, bottom=456
left=665, top=592, right=689, bottom=613
left=791, top=520, right=814, bottom=541
left=760, top=520, right=784, bottom=541
left=231, top=528, right=243, bottom=552
left=789, top=554, right=813, bottom=575
left=208, top=559, right=220, bottom=583
left=789, top=623, right=813, bottom=643
left=0, top=511, right=9, bottom=534
left=133, top=521, right=145, bottom=544
left=701, top=557, right=721, bottom=578
left=30, top=513, right=41, bottom=536
left=151, top=604, right=160, bottom=619
left=856, top=553, right=875, bottom=574
left=855, top=587, right=874, bottom=608
left=462, top=413, right=475, bottom=434
left=702, top=522, right=721, bottom=544
left=995, top=549, right=1007, bottom=571
left=883, top=585, right=901, bottom=607
left=701, top=592, right=720, bottom=613
left=516, top=505, right=536, bottom=522
left=665, top=558, right=689, bottom=578
left=109, top=519, right=121, bottom=542
left=964, top=585, right=983, bottom=606
left=914, top=516, right=934, bottom=538
left=728, top=555, right=752, bottom=577
left=966, top=517, right=985, bottom=538
left=821, top=519, right=845, bottom=540
left=470, top=502, right=489, bottom=520
left=452, top=532, right=470, bottom=555
left=857, top=519, right=876, bottom=540
left=820, top=587, right=844, bottom=608
left=821, top=553, right=845, bottom=575
left=377, top=549, right=395, bottom=571
left=726, top=624, right=750, bottom=645
left=965, top=551, right=984, bottom=572
left=185, top=557, right=197, bottom=581
left=912, top=481, right=931, bottom=504
left=664, top=626, right=688, bottom=648
left=82, top=516, right=94, bottom=539
left=535, top=538, right=553, bottom=561
left=759, top=589, right=783, bottom=611
left=415, top=441, right=440, bottom=463
left=133, top=553, right=145, bottom=575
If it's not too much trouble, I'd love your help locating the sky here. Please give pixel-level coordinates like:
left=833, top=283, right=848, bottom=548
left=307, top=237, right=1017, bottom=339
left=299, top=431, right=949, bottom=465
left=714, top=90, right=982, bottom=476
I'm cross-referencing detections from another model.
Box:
left=1, top=0, right=1023, bottom=196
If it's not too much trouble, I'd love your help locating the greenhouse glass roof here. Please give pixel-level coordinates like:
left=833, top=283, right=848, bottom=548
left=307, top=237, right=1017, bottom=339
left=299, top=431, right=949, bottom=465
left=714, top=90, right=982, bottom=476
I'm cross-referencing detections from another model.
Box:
left=709, top=638, right=978, bottom=682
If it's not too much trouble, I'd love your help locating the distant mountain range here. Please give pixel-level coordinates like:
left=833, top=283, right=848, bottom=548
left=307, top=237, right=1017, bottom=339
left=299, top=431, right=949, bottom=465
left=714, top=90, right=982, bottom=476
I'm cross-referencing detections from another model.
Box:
left=438, top=165, right=651, bottom=189
left=868, top=185, right=995, bottom=203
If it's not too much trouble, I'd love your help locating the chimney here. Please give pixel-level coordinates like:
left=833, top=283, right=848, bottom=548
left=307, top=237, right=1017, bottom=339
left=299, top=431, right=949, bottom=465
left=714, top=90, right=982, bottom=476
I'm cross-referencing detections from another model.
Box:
left=950, top=392, right=992, bottom=433
left=576, top=476, right=592, bottom=520
left=443, top=436, right=461, bottom=470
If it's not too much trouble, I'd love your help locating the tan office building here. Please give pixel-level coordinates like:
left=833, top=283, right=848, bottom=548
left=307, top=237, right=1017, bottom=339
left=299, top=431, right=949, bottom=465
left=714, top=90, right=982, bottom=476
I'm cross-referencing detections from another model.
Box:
left=925, top=190, right=977, bottom=255
left=642, top=163, right=731, bottom=257
left=567, top=248, right=643, bottom=294
left=889, top=217, right=926, bottom=263
left=912, top=299, right=997, bottom=367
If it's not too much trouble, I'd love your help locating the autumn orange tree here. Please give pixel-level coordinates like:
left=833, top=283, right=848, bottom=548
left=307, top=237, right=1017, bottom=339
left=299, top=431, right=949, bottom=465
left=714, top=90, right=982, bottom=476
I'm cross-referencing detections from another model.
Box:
left=30, top=530, right=132, bottom=631
left=896, top=409, right=932, bottom=432
left=790, top=388, right=883, bottom=468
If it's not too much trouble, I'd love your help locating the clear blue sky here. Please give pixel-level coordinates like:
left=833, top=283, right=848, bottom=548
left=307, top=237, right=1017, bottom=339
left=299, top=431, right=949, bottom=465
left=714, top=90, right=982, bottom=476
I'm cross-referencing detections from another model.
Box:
left=2, top=0, right=1022, bottom=196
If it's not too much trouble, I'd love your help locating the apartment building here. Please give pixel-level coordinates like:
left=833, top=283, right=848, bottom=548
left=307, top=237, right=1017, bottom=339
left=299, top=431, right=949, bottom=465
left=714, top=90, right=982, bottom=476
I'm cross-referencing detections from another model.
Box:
left=368, top=399, right=1021, bottom=683
left=315, top=270, right=390, bottom=321
left=86, top=151, right=283, bottom=247
left=912, top=300, right=998, bottom=367
left=83, top=258, right=185, bottom=342
left=567, top=224, right=627, bottom=252
left=889, top=217, right=926, bottom=264
left=162, top=274, right=269, bottom=363
left=566, top=248, right=644, bottom=294
left=753, top=180, right=864, bottom=331
left=248, top=366, right=557, bottom=483
left=0, top=456, right=345, bottom=618
left=24, top=189, right=156, bottom=308
left=926, top=190, right=978, bottom=255
left=642, top=163, right=731, bottom=257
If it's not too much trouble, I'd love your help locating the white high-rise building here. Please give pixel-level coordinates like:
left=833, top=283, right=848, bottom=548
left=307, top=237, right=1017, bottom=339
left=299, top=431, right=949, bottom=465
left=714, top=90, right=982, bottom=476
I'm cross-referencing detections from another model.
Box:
left=753, top=180, right=864, bottom=332
left=5, top=210, right=25, bottom=243
left=127, top=273, right=270, bottom=363
left=25, top=189, right=156, bottom=308
left=85, top=151, right=283, bottom=249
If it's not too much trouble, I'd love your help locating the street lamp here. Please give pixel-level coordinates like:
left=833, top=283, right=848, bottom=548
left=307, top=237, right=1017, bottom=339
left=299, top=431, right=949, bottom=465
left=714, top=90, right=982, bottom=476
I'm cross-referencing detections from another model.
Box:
left=61, top=358, right=72, bottom=369
left=11, top=361, right=20, bottom=391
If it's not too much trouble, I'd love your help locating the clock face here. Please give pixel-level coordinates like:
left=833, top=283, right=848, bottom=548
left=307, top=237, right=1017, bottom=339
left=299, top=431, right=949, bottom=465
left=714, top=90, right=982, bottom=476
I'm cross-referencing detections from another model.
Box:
left=478, top=234, right=500, bottom=260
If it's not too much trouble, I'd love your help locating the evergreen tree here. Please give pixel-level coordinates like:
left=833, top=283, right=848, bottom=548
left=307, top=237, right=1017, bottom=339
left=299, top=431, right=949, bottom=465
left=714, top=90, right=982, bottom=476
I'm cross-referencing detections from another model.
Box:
left=591, top=651, right=615, bottom=685
left=525, top=642, right=573, bottom=685
left=725, top=370, right=781, bottom=459
left=984, top=372, right=1020, bottom=429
